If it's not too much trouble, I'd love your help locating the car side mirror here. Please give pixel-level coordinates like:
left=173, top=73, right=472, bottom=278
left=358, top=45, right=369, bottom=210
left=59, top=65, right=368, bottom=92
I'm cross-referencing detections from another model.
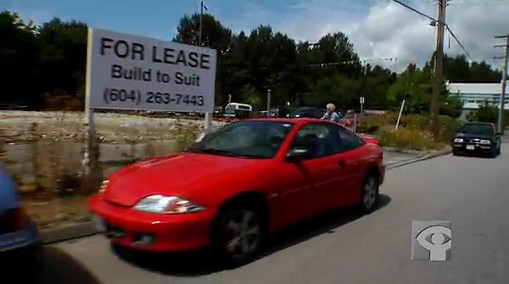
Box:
left=285, top=147, right=309, bottom=162
left=496, top=132, right=502, bottom=136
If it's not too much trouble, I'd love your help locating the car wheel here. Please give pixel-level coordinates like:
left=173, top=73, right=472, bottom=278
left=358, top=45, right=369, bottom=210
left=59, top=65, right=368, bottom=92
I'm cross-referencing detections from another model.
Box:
left=211, top=205, right=266, bottom=267
left=452, top=150, right=459, bottom=156
left=496, top=145, right=501, bottom=155
left=359, top=174, right=379, bottom=213
left=489, top=147, right=497, bottom=158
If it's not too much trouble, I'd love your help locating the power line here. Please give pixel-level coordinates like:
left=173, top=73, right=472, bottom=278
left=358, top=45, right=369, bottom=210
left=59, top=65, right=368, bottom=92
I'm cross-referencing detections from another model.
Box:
left=444, top=24, right=472, bottom=59
left=392, top=0, right=437, bottom=23
left=391, top=0, right=472, bottom=59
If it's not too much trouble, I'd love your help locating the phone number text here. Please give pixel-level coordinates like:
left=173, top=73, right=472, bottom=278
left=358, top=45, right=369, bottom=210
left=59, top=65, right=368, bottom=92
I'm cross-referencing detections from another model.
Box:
left=102, top=88, right=205, bottom=106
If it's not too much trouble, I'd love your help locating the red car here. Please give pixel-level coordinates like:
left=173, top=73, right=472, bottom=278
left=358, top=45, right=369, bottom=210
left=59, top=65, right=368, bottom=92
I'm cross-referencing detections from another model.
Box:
left=89, top=118, right=385, bottom=266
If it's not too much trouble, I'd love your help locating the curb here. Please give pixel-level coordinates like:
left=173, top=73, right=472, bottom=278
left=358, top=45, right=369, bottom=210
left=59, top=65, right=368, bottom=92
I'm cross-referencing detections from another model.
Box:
left=382, top=146, right=426, bottom=156
left=41, top=147, right=452, bottom=245
left=385, top=147, right=452, bottom=170
left=41, top=221, right=97, bottom=245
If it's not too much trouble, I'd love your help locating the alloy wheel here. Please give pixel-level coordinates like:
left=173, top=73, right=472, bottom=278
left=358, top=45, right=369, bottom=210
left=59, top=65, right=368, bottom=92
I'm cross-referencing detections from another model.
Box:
left=363, top=176, right=378, bottom=210
left=224, top=209, right=262, bottom=256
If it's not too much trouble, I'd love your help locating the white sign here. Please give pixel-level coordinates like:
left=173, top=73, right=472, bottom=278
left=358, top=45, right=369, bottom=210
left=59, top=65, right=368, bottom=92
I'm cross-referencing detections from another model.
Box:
left=86, top=28, right=217, bottom=113
left=360, top=97, right=365, bottom=104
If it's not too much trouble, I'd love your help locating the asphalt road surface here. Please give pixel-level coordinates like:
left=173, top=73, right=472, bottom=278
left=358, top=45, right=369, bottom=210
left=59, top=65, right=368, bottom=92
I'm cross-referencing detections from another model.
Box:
left=29, top=138, right=509, bottom=284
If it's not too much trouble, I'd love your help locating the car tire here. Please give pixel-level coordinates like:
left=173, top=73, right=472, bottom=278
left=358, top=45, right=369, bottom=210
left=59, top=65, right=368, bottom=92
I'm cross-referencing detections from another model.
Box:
left=496, top=145, right=501, bottom=155
left=211, top=204, right=266, bottom=268
left=359, top=174, right=379, bottom=214
left=489, top=147, right=497, bottom=158
left=452, top=150, right=459, bottom=156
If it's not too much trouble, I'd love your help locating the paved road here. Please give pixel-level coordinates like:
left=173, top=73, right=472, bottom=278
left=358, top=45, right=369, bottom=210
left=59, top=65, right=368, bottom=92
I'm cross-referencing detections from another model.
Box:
left=26, top=141, right=509, bottom=284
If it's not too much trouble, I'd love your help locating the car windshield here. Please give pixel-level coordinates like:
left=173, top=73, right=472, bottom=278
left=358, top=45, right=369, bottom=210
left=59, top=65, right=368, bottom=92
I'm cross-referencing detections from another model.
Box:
left=459, top=124, right=494, bottom=136
left=186, top=121, right=294, bottom=159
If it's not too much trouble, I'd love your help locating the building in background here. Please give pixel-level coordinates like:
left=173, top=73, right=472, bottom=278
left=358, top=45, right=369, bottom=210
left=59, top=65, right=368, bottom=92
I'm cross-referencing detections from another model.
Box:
left=447, top=81, right=509, bottom=120
left=447, top=81, right=509, bottom=110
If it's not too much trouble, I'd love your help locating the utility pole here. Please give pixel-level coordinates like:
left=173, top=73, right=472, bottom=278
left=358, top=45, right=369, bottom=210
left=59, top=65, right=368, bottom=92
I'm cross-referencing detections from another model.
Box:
left=494, top=35, right=509, bottom=134
left=430, top=0, right=447, bottom=139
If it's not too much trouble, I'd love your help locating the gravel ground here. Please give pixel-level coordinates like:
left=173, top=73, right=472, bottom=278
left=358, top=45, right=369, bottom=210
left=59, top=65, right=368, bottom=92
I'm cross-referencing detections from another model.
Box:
left=0, top=111, right=226, bottom=143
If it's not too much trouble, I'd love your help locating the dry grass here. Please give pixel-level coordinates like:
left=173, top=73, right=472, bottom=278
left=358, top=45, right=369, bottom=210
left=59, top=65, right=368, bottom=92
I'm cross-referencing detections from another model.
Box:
left=24, top=197, right=90, bottom=229
left=378, top=126, right=444, bottom=151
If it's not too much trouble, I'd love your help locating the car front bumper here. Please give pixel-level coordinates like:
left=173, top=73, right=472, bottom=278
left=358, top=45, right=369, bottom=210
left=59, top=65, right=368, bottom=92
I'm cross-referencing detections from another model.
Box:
left=452, top=143, right=494, bottom=154
left=0, top=222, right=39, bottom=254
left=89, top=194, right=217, bottom=252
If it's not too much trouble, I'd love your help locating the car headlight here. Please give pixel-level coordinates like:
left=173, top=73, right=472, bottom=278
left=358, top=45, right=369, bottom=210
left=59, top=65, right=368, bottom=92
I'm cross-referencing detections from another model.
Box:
left=133, top=195, right=204, bottom=214
left=480, top=139, right=491, bottom=145
left=453, top=138, right=464, bottom=143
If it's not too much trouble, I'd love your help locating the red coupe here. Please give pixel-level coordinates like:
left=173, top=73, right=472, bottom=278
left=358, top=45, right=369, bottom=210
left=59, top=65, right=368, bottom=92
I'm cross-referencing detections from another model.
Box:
left=89, top=118, right=385, bottom=265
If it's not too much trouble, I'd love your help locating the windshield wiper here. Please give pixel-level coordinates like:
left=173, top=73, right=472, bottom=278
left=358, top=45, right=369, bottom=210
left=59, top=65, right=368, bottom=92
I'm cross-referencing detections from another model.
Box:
left=186, top=148, right=237, bottom=156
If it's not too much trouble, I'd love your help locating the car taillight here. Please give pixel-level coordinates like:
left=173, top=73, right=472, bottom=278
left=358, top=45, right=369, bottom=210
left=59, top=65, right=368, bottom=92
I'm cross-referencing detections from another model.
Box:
left=0, top=207, right=28, bottom=234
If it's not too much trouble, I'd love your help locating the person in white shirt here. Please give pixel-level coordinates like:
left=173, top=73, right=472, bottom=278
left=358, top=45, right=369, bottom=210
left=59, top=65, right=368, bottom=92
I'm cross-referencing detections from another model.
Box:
left=321, top=103, right=340, bottom=122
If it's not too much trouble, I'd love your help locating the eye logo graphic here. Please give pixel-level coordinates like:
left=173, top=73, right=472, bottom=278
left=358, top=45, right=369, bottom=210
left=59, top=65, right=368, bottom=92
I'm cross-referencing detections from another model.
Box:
left=411, top=221, right=452, bottom=261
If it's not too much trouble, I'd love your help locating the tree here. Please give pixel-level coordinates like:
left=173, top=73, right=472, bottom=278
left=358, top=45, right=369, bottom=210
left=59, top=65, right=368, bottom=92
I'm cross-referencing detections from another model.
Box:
left=0, top=9, right=489, bottom=114
left=440, top=92, right=463, bottom=118
left=174, top=13, right=233, bottom=106
left=387, top=64, right=461, bottom=117
left=0, top=11, right=40, bottom=107
left=469, top=101, right=499, bottom=123
left=441, top=54, right=502, bottom=83
left=37, top=18, right=88, bottom=98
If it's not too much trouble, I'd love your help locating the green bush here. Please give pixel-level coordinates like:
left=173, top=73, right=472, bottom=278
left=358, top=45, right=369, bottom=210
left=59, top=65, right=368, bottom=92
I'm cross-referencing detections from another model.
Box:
left=378, top=126, right=442, bottom=151
left=358, top=113, right=398, bottom=134
left=401, top=114, right=462, bottom=143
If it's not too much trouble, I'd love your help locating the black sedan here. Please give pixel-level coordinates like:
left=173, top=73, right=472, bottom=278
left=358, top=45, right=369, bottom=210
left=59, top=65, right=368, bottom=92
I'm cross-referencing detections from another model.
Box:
left=451, top=122, right=502, bottom=158
left=287, top=107, right=324, bottom=119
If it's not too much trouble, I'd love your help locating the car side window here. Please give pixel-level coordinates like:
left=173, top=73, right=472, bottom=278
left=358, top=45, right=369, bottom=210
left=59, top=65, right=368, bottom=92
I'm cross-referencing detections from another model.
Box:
left=334, top=125, right=366, bottom=152
left=289, top=123, right=341, bottom=159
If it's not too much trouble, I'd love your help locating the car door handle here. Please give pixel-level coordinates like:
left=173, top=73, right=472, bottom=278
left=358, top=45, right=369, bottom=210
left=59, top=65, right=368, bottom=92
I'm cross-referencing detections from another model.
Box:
left=338, top=159, right=346, bottom=167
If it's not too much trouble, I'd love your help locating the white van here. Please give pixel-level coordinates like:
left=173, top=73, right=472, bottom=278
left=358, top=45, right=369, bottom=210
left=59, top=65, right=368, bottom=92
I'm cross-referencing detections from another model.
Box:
left=224, top=103, right=253, bottom=117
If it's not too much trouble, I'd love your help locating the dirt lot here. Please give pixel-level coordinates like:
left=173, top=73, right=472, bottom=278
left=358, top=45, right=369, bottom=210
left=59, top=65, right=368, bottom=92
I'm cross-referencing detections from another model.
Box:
left=0, top=111, right=225, bottom=143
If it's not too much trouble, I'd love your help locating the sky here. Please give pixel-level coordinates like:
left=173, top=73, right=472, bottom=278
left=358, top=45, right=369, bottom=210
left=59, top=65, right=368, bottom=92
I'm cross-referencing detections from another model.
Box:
left=2, top=0, right=509, bottom=73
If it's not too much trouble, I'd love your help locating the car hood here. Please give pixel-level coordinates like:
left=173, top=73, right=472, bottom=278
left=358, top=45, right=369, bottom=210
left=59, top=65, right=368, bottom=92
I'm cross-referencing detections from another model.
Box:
left=104, top=153, right=267, bottom=207
left=455, top=132, right=493, bottom=140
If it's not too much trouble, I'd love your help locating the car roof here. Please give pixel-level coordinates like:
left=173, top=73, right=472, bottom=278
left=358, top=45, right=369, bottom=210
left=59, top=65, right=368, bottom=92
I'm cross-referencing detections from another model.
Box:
left=240, top=117, right=328, bottom=125
left=294, top=107, right=322, bottom=110
left=462, top=122, right=494, bottom=127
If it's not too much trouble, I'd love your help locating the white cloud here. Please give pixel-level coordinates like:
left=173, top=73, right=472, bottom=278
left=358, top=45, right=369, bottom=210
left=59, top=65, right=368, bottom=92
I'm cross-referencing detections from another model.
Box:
left=231, top=0, right=509, bottom=73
